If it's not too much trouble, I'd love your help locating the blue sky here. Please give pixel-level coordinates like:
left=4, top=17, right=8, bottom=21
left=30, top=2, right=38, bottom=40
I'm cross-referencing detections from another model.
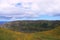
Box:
left=0, top=0, right=60, bottom=21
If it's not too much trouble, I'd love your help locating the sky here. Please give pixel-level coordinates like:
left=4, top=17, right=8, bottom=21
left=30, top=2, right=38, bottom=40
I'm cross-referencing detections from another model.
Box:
left=0, top=0, right=60, bottom=21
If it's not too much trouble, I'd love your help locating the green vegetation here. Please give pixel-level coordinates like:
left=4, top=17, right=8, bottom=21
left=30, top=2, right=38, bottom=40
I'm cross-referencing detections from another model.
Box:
left=0, top=28, right=18, bottom=40
left=0, top=26, right=60, bottom=40
left=0, top=20, right=60, bottom=40
left=1, top=20, right=60, bottom=32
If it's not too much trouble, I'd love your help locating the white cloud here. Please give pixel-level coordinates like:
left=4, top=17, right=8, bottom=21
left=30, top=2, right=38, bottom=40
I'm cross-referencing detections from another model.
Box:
left=0, top=0, right=60, bottom=21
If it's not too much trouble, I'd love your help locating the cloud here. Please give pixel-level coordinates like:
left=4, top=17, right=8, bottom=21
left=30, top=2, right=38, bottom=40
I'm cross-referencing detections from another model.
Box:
left=0, top=0, right=60, bottom=21
left=0, top=16, right=12, bottom=19
left=0, top=16, right=12, bottom=21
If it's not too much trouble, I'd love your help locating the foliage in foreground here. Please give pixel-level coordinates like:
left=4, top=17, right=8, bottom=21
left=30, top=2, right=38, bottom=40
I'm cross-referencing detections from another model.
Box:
left=0, top=26, right=60, bottom=40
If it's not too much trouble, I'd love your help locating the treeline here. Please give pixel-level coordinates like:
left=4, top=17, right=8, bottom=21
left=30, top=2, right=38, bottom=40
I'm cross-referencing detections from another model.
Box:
left=0, top=20, right=60, bottom=32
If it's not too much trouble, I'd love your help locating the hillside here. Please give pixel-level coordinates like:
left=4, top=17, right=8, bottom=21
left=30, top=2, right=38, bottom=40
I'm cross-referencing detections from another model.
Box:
left=0, top=20, right=60, bottom=32
left=0, top=28, right=20, bottom=40
left=0, top=26, right=60, bottom=40
left=0, top=20, right=60, bottom=40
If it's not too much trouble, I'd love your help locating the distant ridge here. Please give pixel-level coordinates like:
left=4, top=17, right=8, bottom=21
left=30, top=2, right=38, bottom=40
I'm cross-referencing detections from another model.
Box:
left=0, top=20, right=60, bottom=32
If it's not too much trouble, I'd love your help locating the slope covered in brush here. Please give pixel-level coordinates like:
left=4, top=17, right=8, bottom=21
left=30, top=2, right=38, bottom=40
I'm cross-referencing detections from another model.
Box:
left=0, top=26, right=60, bottom=40
left=0, top=20, right=60, bottom=32
left=0, top=28, right=21, bottom=40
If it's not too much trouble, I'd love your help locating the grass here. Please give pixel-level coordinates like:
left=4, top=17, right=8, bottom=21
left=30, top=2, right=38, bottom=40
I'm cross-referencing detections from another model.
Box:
left=0, top=26, right=60, bottom=40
